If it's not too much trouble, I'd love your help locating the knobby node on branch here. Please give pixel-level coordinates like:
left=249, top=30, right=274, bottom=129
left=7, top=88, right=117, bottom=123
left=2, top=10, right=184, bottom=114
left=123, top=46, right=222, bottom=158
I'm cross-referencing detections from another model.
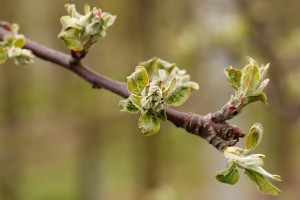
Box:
left=0, top=3, right=282, bottom=196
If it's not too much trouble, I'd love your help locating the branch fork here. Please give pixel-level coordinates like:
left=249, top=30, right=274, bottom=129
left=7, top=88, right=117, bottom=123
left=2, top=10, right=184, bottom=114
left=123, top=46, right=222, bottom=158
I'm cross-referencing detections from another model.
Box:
left=0, top=25, right=246, bottom=151
left=0, top=11, right=281, bottom=194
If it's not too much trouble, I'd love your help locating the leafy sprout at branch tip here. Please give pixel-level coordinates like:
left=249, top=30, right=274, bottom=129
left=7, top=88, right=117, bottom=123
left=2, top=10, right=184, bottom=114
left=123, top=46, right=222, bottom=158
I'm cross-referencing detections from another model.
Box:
left=119, top=57, right=199, bottom=136
left=58, top=3, right=116, bottom=58
left=217, top=123, right=282, bottom=196
left=225, top=58, right=270, bottom=108
left=0, top=22, right=34, bottom=65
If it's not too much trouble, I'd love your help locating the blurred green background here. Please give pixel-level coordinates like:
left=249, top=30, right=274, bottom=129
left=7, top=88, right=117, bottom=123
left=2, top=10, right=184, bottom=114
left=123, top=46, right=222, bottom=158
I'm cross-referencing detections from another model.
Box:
left=1, top=0, right=300, bottom=200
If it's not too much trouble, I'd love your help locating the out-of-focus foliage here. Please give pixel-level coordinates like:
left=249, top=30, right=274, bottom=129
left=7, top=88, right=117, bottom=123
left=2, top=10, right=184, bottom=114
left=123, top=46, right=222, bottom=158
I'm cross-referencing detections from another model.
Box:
left=1, top=0, right=300, bottom=200
left=0, top=22, right=34, bottom=64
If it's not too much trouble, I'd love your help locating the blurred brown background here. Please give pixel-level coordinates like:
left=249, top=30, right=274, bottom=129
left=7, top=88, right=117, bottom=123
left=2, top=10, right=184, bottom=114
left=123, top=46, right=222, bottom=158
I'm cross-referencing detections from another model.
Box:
left=1, top=0, right=300, bottom=200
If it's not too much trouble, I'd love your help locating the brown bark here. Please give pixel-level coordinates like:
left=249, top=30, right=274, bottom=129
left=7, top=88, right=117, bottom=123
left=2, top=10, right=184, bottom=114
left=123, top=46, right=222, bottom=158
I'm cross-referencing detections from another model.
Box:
left=0, top=26, right=245, bottom=153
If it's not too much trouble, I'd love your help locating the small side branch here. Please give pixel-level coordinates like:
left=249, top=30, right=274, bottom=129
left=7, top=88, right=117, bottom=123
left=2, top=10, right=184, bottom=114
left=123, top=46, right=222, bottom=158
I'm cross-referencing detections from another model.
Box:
left=0, top=26, right=245, bottom=151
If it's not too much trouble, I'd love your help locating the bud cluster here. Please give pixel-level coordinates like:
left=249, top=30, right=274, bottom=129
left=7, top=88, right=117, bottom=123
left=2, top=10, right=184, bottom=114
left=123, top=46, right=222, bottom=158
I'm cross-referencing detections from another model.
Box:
left=0, top=22, right=34, bottom=65
left=225, top=58, right=270, bottom=112
left=141, top=80, right=164, bottom=112
left=58, top=4, right=116, bottom=58
left=119, top=58, right=199, bottom=136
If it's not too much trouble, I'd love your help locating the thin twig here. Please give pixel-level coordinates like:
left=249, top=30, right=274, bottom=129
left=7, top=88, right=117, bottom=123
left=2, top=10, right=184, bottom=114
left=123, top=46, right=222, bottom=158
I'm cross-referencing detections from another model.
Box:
left=0, top=26, right=245, bottom=151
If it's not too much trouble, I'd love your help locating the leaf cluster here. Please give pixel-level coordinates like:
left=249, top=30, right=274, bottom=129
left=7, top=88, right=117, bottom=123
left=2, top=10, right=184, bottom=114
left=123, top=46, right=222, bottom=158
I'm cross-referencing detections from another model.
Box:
left=119, top=58, right=199, bottom=136
left=225, top=58, right=269, bottom=108
left=58, top=4, right=116, bottom=52
left=1, top=4, right=282, bottom=196
left=216, top=123, right=282, bottom=196
left=0, top=22, right=34, bottom=65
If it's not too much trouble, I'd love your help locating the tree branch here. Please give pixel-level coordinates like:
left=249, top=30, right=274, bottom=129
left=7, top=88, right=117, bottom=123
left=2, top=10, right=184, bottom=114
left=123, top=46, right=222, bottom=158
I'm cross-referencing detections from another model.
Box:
left=0, top=26, right=245, bottom=152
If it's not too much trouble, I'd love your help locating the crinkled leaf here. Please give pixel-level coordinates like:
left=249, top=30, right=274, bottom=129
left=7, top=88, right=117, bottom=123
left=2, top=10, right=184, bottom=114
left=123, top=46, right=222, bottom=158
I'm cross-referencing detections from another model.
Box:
left=216, top=162, right=240, bottom=185
left=119, top=98, right=139, bottom=113
left=127, top=66, right=149, bottom=96
left=225, top=67, right=242, bottom=90
left=157, top=109, right=167, bottom=121
left=241, top=64, right=260, bottom=95
left=245, top=123, right=263, bottom=151
left=138, top=112, right=160, bottom=136
left=244, top=169, right=282, bottom=196
left=0, top=47, right=7, bottom=64
left=165, top=86, right=191, bottom=106
left=129, top=94, right=142, bottom=110
left=162, top=77, right=177, bottom=99
left=246, top=93, right=267, bottom=105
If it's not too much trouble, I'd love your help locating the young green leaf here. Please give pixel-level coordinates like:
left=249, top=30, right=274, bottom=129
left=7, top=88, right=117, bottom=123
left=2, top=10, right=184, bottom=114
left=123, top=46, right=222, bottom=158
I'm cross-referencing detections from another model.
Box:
left=129, top=94, right=142, bottom=110
left=255, top=79, right=269, bottom=94
left=240, top=154, right=265, bottom=167
left=58, top=28, right=83, bottom=51
left=225, top=67, right=242, bottom=91
left=162, top=77, right=177, bottom=99
left=183, top=81, right=199, bottom=91
left=138, top=112, right=160, bottom=136
left=245, top=123, right=263, bottom=151
left=101, top=13, right=117, bottom=31
left=216, top=162, right=240, bottom=185
left=119, top=98, right=139, bottom=113
left=139, top=57, right=158, bottom=76
left=259, top=63, right=269, bottom=81
left=241, top=64, right=260, bottom=95
left=127, top=66, right=149, bottom=96
left=165, top=86, right=191, bottom=106
left=246, top=93, right=267, bottom=105
left=60, top=16, right=82, bottom=30
left=12, top=35, right=25, bottom=48
left=139, top=57, right=199, bottom=94
left=244, top=169, right=282, bottom=196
